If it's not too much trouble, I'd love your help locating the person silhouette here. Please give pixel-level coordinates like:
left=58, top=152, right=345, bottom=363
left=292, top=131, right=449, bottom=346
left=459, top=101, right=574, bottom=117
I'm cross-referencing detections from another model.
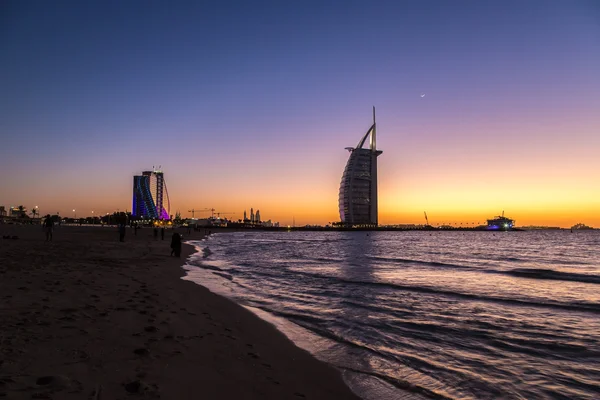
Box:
left=43, top=215, right=54, bottom=242
left=171, top=233, right=182, bottom=257
left=119, top=224, right=126, bottom=242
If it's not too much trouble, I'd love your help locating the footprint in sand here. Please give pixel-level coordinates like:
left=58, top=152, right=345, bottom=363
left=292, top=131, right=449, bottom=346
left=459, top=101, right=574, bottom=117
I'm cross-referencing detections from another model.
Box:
left=123, top=380, right=147, bottom=394
left=133, top=348, right=149, bottom=356
left=34, top=375, right=83, bottom=394
left=266, top=376, right=280, bottom=385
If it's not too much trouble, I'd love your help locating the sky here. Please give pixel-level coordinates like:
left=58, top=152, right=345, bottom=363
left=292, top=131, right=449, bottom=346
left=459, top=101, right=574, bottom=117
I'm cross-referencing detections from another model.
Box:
left=1, top=0, right=599, bottom=227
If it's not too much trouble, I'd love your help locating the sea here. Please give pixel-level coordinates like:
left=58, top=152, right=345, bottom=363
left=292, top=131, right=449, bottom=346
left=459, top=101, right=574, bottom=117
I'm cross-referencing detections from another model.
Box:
left=184, top=230, right=600, bottom=400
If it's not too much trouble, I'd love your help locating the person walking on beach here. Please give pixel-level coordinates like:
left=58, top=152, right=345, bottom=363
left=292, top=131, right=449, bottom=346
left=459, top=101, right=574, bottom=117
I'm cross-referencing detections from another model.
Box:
left=171, top=232, right=182, bottom=257
left=153, top=227, right=158, bottom=240
left=43, top=215, right=54, bottom=241
left=118, top=224, right=126, bottom=242
left=161, top=227, right=165, bottom=240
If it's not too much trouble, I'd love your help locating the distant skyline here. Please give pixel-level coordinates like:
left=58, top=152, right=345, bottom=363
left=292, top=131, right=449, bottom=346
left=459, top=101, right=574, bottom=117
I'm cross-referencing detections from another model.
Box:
left=1, top=1, right=599, bottom=227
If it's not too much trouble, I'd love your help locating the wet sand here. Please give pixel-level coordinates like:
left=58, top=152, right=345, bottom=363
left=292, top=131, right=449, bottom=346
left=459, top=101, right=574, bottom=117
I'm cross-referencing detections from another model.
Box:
left=0, top=225, right=359, bottom=399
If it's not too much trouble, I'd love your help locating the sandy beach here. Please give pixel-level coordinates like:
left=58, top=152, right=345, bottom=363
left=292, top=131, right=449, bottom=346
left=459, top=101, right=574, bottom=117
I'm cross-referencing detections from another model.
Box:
left=0, top=225, right=359, bottom=399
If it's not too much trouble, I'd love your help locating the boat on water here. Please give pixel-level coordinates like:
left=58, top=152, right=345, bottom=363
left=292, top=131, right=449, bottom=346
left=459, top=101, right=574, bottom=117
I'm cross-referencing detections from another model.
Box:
left=487, top=211, right=515, bottom=231
left=571, top=223, right=594, bottom=231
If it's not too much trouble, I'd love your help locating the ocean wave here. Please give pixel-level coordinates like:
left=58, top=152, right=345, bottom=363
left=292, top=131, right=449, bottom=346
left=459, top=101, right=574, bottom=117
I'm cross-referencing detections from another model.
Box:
left=503, top=268, right=600, bottom=284
left=245, top=237, right=349, bottom=244
left=212, top=271, right=233, bottom=281
left=188, top=231, right=600, bottom=400
left=494, top=256, right=524, bottom=262
left=245, top=238, right=281, bottom=243
left=187, top=261, right=224, bottom=272
left=366, top=256, right=473, bottom=270
left=192, top=261, right=600, bottom=313
left=265, top=308, right=476, bottom=400
left=305, top=256, right=346, bottom=263
left=344, top=366, right=457, bottom=400
left=244, top=268, right=600, bottom=315
left=490, top=336, right=598, bottom=359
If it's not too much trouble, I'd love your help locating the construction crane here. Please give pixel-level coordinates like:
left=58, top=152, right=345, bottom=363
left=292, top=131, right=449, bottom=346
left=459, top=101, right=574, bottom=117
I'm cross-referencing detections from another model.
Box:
left=214, top=212, right=235, bottom=218
left=424, top=211, right=430, bottom=226
left=188, top=208, right=212, bottom=218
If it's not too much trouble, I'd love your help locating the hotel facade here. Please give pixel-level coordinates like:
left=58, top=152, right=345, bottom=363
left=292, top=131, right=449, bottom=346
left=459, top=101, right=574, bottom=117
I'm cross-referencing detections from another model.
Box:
left=132, top=169, right=170, bottom=220
left=338, top=108, right=383, bottom=226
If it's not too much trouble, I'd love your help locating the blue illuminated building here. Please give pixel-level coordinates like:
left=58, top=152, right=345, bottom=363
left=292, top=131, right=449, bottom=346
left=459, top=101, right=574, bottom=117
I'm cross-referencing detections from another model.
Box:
left=132, top=169, right=170, bottom=220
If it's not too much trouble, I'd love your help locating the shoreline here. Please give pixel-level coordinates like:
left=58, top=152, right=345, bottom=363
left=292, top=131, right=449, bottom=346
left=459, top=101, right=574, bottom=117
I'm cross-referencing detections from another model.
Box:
left=0, top=225, right=359, bottom=399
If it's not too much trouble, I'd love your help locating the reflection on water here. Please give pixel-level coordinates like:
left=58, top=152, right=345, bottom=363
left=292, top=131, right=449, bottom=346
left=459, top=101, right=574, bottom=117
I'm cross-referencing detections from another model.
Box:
left=184, top=231, right=600, bottom=400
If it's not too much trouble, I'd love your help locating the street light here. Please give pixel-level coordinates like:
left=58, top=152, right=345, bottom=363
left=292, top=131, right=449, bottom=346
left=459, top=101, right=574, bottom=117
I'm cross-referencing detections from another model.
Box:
left=92, top=211, right=94, bottom=225
left=73, top=209, right=76, bottom=219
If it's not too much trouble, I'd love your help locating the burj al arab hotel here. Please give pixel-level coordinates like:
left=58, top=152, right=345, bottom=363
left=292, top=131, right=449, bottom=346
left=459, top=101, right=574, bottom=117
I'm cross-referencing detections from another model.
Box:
left=338, top=107, right=383, bottom=227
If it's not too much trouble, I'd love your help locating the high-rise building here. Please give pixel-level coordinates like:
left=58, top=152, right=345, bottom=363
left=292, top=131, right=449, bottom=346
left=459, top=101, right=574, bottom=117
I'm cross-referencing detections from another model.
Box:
left=256, top=209, right=261, bottom=222
left=132, top=168, right=170, bottom=219
left=250, top=208, right=254, bottom=223
left=338, top=107, right=383, bottom=226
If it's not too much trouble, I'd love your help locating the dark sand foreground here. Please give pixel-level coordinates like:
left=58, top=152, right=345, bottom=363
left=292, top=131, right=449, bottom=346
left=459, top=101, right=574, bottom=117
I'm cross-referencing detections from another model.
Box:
left=0, top=225, right=359, bottom=399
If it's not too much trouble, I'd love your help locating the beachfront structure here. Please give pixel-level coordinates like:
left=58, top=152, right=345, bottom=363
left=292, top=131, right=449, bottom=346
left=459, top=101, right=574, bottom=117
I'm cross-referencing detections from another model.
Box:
left=242, top=207, right=265, bottom=225
left=338, top=107, right=383, bottom=226
left=132, top=168, right=171, bottom=220
left=9, top=206, right=28, bottom=218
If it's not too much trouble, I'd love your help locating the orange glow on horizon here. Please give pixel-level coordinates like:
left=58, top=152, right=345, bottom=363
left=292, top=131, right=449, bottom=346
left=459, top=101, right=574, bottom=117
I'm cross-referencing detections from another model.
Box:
left=4, top=120, right=598, bottom=229
left=6, top=165, right=599, bottom=229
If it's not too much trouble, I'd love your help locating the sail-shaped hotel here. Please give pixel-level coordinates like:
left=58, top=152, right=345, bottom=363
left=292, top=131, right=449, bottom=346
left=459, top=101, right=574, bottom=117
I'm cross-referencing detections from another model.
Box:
left=338, top=107, right=383, bottom=227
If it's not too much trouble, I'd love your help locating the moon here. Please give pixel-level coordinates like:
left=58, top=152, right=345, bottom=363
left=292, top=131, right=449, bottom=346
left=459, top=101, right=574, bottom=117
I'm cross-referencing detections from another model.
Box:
left=420, top=94, right=425, bottom=98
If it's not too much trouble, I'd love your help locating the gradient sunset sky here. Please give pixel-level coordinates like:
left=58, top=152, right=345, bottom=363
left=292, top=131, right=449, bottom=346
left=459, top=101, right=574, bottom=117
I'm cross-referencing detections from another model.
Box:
left=1, top=1, right=599, bottom=227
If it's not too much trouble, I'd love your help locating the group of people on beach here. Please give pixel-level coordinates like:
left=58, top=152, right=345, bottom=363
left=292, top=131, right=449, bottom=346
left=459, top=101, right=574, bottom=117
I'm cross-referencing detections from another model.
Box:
left=121, top=224, right=182, bottom=257
left=41, top=216, right=183, bottom=257
left=152, top=226, right=166, bottom=240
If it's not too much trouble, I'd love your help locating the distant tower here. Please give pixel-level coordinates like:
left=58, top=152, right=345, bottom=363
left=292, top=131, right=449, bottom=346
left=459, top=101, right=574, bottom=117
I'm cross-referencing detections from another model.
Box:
left=250, top=208, right=254, bottom=223
left=132, top=168, right=171, bottom=220
left=256, top=210, right=261, bottom=223
left=338, top=107, right=382, bottom=226
left=243, top=210, right=247, bottom=221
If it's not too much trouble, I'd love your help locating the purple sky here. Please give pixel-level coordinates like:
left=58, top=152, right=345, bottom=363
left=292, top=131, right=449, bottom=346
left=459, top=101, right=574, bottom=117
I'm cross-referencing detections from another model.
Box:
left=1, top=1, right=599, bottom=226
